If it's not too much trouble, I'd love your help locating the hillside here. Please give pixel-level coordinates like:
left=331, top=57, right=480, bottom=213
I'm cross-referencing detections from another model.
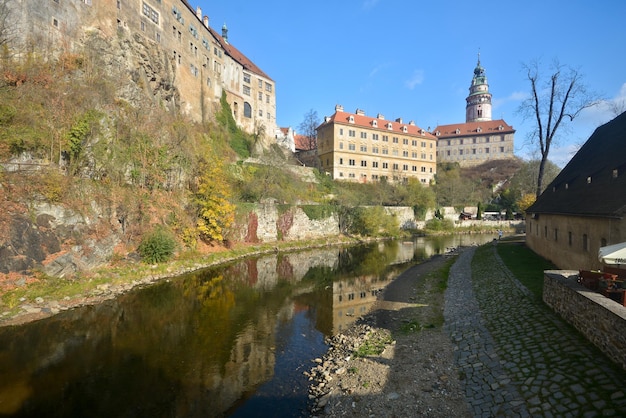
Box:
left=462, top=159, right=524, bottom=192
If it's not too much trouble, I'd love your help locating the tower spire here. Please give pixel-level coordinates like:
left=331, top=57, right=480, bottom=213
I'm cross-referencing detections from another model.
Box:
left=465, top=55, right=492, bottom=122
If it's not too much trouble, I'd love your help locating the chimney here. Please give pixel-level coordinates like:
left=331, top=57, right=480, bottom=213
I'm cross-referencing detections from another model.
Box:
left=203, top=16, right=209, bottom=28
left=377, top=113, right=385, bottom=120
left=356, top=108, right=365, bottom=116
left=335, top=104, right=344, bottom=112
left=409, top=120, right=415, bottom=126
left=395, top=117, right=403, bottom=124
left=196, top=7, right=202, bottom=19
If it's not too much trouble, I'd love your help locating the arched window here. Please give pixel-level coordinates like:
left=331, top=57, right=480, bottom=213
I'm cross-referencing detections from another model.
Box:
left=243, top=102, right=252, bottom=118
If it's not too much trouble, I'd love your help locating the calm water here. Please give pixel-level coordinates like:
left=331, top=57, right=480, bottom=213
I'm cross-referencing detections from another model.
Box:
left=0, top=234, right=495, bottom=418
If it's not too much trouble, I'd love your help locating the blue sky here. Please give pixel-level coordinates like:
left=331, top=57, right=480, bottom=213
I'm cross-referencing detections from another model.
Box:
left=196, top=0, right=626, bottom=167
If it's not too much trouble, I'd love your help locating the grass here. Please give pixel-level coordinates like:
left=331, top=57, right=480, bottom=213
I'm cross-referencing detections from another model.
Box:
left=399, top=256, right=457, bottom=333
left=354, top=331, right=393, bottom=357
left=496, top=239, right=556, bottom=299
left=399, top=320, right=436, bottom=334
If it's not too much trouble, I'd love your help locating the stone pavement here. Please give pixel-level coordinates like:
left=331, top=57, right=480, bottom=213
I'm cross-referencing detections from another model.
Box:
left=444, top=245, right=626, bottom=417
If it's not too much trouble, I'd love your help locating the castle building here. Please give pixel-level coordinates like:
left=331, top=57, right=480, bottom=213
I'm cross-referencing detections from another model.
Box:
left=433, top=57, right=515, bottom=166
left=316, top=105, right=437, bottom=185
left=5, top=0, right=276, bottom=144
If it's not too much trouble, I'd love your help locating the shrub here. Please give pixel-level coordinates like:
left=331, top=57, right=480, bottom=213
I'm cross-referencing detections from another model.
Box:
left=301, top=204, right=335, bottom=220
left=138, top=227, right=177, bottom=263
left=424, top=217, right=454, bottom=232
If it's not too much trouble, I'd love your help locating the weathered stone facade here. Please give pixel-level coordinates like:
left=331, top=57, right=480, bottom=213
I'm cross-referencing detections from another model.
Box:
left=6, top=0, right=276, bottom=144
left=543, top=271, right=626, bottom=371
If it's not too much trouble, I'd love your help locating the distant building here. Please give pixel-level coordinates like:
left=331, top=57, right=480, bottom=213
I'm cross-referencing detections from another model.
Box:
left=316, top=105, right=437, bottom=184
left=5, top=0, right=276, bottom=144
left=294, top=133, right=319, bottom=167
left=526, top=112, right=626, bottom=270
left=433, top=57, right=515, bottom=166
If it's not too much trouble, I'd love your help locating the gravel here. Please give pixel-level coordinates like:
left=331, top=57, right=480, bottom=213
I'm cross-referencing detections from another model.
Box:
left=307, top=254, right=471, bottom=417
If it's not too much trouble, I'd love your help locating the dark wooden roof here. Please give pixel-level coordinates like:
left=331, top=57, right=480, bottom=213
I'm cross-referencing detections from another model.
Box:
left=528, top=111, right=626, bottom=218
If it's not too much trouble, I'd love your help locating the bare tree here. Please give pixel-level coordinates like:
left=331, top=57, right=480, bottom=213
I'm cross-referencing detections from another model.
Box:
left=297, top=109, right=320, bottom=151
left=518, top=60, right=601, bottom=197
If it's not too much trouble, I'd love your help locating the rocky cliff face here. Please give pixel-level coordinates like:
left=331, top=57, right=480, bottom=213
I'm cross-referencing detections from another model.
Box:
left=0, top=201, right=122, bottom=279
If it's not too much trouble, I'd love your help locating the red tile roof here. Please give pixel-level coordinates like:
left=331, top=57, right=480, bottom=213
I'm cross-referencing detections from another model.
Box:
left=320, top=111, right=436, bottom=139
left=294, top=134, right=315, bottom=151
left=208, top=27, right=273, bottom=81
left=432, top=120, right=515, bottom=138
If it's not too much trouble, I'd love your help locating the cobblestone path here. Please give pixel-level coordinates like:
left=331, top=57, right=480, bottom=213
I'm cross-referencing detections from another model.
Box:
left=445, top=245, right=626, bottom=417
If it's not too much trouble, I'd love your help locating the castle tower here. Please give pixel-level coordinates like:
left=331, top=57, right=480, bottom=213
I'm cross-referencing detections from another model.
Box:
left=465, top=54, right=492, bottom=122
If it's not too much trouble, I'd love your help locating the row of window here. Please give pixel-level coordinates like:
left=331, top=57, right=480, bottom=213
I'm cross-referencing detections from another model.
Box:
left=339, top=129, right=432, bottom=147
left=332, top=158, right=433, bottom=173
left=337, top=290, right=373, bottom=303
left=338, top=143, right=433, bottom=159
left=336, top=172, right=429, bottom=184
left=532, top=222, right=605, bottom=252
left=243, top=72, right=273, bottom=92
left=440, top=135, right=508, bottom=146
left=439, top=147, right=509, bottom=156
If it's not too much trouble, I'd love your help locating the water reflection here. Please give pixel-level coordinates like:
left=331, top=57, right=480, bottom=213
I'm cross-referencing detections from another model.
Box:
left=0, top=234, right=495, bottom=417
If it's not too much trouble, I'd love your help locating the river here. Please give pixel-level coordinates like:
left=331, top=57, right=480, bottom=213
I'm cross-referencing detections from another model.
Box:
left=0, top=234, right=496, bottom=417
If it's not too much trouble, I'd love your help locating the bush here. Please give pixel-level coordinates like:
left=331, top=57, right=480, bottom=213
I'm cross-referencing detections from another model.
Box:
left=350, top=206, right=399, bottom=237
left=424, top=218, right=454, bottom=232
left=301, top=204, right=335, bottom=220
left=138, top=227, right=177, bottom=263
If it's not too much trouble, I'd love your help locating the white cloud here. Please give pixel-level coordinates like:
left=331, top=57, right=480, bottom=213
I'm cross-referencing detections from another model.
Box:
left=579, top=82, right=626, bottom=125
left=363, top=0, right=380, bottom=10
left=492, top=91, right=528, bottom=109
left=548, top=143, right=582, bottom=168
left=405, top=70, right=424, bottom=90
left=369, top=63, right=391, bottom=78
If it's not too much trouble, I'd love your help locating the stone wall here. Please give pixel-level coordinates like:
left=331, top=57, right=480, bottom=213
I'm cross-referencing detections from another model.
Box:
left=232, top=203, right=421, bottom=243
left=543, top=270, right=626, bottom=371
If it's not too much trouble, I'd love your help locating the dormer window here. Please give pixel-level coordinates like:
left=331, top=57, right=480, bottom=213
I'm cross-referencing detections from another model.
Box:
left=435, top=130, right=440, bottom=136
left=349, top=115, right=355, bottom=123
left=498, top=125, right=504, bottom=131
left=455, top=128, right=460, bottom=134
left=587, top=176, right=592, bottom=184
left=387, top=123, right=393, bottom=130
left=420, top=129, right=425, bottom=135
left=372, top=120, right=378, bottom=127
left=402, top=126, right=408, bottom=133
left=477, top=127, right=482, bottom=133
left=613, top=169, right=619, bottom=178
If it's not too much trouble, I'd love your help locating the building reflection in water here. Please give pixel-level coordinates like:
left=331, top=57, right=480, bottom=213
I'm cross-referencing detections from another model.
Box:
left=0, top=234, right=495, bottom=417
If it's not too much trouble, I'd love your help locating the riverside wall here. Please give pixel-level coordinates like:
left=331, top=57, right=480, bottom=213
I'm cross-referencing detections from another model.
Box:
left=543, top=271, right=626, bottom=371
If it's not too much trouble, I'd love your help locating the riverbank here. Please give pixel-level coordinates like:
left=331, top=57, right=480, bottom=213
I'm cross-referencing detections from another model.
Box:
left=307, top=250, right=471, bottom=417
left=307, top=238, right=626, bottom=417
left=0, top=235, right=367, bottom=327
left=0, top=226, right=514, bottom=328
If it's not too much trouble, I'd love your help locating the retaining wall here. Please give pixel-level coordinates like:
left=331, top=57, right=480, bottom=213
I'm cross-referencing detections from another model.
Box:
left=543, top=270, right=626, bottom=371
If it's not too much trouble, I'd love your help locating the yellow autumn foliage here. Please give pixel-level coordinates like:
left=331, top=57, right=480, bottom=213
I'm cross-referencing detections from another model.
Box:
left=194, top=156, right=235, bottom=242
left=517, top=193, right=536, bottom=214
